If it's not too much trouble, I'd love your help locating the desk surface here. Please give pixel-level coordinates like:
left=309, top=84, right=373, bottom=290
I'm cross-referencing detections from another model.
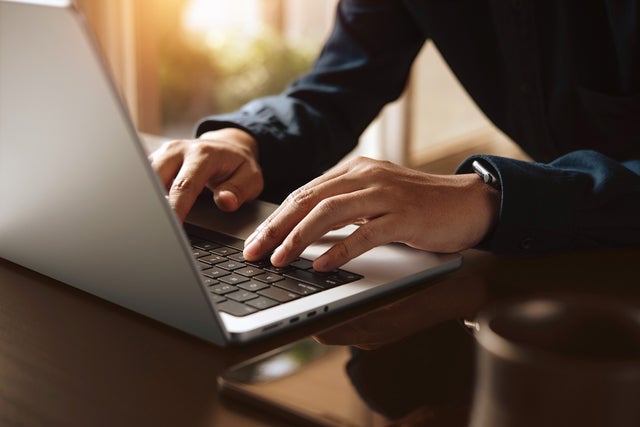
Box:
left=1, top=246, right=638, bottom=426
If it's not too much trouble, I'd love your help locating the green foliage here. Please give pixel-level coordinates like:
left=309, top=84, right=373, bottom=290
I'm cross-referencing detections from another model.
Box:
left=159, top=30, right=315, bottom=128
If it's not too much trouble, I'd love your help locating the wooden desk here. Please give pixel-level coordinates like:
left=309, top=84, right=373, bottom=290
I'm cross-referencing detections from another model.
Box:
left=1, top=247, right=637, bottom=426
left=0, top=252, right=364, bottom=426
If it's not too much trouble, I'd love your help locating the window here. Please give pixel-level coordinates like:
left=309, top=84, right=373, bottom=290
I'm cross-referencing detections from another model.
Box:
left=75, top=0, right=527, bottom=169
left=76, top=0, right=337, bottom=137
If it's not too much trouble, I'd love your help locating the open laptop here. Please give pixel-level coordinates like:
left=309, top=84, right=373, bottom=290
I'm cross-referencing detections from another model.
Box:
left=0, top=0, right=462, bottom=346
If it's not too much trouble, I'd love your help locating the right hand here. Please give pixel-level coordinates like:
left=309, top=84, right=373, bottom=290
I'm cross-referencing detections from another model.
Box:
left=149, top=128, right=263, bottom=221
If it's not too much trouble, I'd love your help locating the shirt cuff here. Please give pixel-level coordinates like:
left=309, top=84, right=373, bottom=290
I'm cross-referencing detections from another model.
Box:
left=456, top=155, right=580, bottom=255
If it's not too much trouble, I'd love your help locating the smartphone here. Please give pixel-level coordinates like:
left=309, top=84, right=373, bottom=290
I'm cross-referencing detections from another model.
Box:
left=217, top=339, right=380, bottom=427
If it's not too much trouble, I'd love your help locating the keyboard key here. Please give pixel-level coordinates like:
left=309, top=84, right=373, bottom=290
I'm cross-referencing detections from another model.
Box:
left=201, top=276, right=219, bottom=286
left=192, top=248, right=210, bottom=258
left=237, top=280, right=269, bottom=292
left=227, top=252, right=246, bottom=263
left=218, top=273, right=250, bottom=285
left=258, top=287, right=299, bottom=303
left=199, top=254, right=225, bottom=265
left=235, top=266, right=265, bottom=277
left=209, top=283, right=238, bottom=295
left=202, top=266, right=230, bottom=279
left=283, top=269, right=342, bottom=288
left=208, top=293, right=227, bottom=303
left=226, top=290, right=259, bottom=303
left=274, top=279, right=320, bottom=296
left=254, top=272, right=285, bottom=284
left=197, top=261, right=212, bottom=271
left=211, top=246, right=239, bottom=257
left=329, top=270, right=363, bottom=284
left=193, top=241, right=221, bottom=251
left=264, top=265, right=292, bottom=274
left=246, top=296, right=279, bottom=310
left=290, top=258, right=313, bottom=270
left=218, top=300, right=257, bottom=316
left=245, top=259, right=272, bottom=269
left=216, top=260, right=246, bottom=271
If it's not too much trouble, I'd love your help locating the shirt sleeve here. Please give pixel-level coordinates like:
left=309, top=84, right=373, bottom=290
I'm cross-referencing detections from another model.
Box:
left=195, top=0, right=426, bottom=202
left=457, top=150, right=640, bottom=254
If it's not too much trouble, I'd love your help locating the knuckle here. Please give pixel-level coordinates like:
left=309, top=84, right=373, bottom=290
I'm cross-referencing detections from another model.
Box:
left=259, top=221, right=280, bottom=242
left=350, top=156, right=385, bottom=176
left=287, top=230, right=305, bottom=249
left=171, top=177, right=195, bottom=193
left=190, top=140, right=215, bottom=157
left=357, top=224, right=378, bottom=246
left=316, top=197, right=340, bottom=217
left=162, top=139, right=185, bottom=153
left=287, top=187, right=314, bottom=210
left=346, top=156, right=371, bottom=171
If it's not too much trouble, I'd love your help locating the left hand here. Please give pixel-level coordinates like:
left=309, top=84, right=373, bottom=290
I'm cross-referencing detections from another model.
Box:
left=243, top=156, right=500, bottom=271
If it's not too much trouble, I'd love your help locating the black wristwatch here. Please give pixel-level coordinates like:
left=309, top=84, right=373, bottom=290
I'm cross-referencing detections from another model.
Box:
left=471, top=160, right=501, bottom=190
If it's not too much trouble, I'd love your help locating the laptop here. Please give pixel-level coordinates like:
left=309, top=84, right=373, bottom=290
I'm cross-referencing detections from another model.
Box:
left=0, top=0, right=462, bottom=345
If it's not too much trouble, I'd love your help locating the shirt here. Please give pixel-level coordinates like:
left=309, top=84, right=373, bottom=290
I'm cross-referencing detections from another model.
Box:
left=196, top=0, right=640, bottom=255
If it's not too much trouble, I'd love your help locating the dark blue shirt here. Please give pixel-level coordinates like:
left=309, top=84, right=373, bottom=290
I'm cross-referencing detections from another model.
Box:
left=197, top=0, right=640, bottom=254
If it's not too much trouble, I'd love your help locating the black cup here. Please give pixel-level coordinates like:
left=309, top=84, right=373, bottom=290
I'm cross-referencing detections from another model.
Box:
left=469, top=295, right=640, bottom=427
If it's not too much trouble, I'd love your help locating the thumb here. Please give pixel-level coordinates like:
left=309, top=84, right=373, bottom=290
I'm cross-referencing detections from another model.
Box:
left=211, top=163, right=263, bottom=212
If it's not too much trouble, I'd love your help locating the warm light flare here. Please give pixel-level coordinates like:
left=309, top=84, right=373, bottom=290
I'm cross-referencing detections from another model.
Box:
left=182, top=0, right=264, bottom=46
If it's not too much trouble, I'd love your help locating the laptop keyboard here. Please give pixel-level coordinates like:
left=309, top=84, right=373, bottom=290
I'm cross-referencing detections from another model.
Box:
left=188, top=230, right=363, bottom=317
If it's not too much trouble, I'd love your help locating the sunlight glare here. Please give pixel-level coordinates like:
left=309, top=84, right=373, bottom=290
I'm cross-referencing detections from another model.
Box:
left=182, top=0, right=263, bottom=47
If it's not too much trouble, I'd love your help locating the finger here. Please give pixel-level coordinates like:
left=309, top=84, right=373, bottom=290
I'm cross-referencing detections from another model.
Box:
left=243, top=160, right=377, bottom=259
left=313, top=216, right=395, bottom=271
left=246, top=159, right=358, bottom=237
left=270, top=189, right=387, bottom=266
left=149, top=142, right=185, bottom=189
left=168, top=156, right=216, bottom=222
left=210, top=159, right=263, bottom=212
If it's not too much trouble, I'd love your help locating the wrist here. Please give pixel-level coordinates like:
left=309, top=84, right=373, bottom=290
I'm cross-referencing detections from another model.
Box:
left=464, top=173, right=501, bottom=246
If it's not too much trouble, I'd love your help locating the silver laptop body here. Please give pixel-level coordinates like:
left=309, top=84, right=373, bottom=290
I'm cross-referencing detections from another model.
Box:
left=0, top=0, right=462, bottom=345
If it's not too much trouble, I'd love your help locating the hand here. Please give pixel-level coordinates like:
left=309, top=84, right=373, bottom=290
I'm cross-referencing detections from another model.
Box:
left=149, top=128, right=263, bottom=221
left=313, top=272, right=489, bottom=350
left=243, top=156, right=500, bottom=271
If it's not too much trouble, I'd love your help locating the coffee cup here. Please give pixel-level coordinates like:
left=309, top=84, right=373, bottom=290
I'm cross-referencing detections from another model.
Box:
left=468, top=294, right=640, bottom=427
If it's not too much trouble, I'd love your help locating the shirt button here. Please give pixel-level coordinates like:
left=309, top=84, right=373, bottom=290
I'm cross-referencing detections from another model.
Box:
left=520, top=237, right=533, bottom=250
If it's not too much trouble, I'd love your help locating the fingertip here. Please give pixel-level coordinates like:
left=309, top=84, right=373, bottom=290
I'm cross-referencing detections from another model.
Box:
left=214, top=190, right=240, bottom=212
left=270, top=245, right=286, bottom=267
left=312, top=255, right=335, bottom=272
left=167, top=196, right=189, bottom=223
left=242, top=240, right=261, bottom=261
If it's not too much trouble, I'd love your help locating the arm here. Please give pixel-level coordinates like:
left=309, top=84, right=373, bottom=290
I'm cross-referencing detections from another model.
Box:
left=195, top=0, right=427, bottom=202
left=457, top=149, right=640, bottom=254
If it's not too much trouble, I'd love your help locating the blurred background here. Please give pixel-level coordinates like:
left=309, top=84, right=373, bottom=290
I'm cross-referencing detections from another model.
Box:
left=75, top=0, right=526, bottom=170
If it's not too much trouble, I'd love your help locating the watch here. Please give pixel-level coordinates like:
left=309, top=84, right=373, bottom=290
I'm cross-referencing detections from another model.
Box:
left=471, top=160, right=501, bottom=190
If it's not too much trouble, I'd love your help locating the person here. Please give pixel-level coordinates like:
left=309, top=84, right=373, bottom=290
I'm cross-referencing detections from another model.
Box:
left=150, top=0, right=640, bottom=274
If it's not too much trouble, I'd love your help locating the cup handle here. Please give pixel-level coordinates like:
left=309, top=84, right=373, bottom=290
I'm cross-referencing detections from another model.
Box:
left=459, top=317, right=480, bottom=335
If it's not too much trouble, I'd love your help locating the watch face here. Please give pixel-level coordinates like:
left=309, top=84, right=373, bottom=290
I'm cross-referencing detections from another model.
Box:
left=472, top=160, right=500, bottom=190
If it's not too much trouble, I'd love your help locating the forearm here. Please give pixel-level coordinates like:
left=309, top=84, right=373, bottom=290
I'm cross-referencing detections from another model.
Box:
left=457, top=150, right=640, bottom=254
